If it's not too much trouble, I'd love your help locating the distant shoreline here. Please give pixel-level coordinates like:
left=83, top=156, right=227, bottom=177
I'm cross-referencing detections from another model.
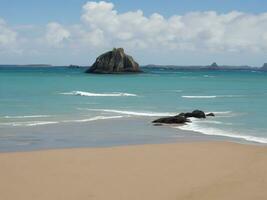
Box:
left=0, top=64, right=266, bottom=71
left=0, top=64, right=53, bottom=67
left=143, top=65, right=264, bottom=71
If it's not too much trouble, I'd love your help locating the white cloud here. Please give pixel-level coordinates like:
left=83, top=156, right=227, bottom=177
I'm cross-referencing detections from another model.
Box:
left=79, top=1, right=267, bottom=53
left=0, top=18, right=18, bottom=48
left=45, top=22, right=70, bottom=46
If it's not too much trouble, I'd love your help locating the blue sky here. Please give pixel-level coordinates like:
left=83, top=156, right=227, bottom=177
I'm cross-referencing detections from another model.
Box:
left=0, top=0, right=267, bottom=66
left=2, top=0, right=267, bottom=25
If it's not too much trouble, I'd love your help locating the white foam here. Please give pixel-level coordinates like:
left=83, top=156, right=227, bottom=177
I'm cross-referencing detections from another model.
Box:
left=182, top=95, right=245, bottom=99
left=201, top=120, right=233, bottom=125
left=182, top=95, right=217, bottom=99
left=209, top=111, right=244, bottom=118
left=211, top=111, right=232, bottom=115
left=0, top=115, right=124, bottom=127
left=61, top=91, right=137, bottom=97
left=3, top=115, right=50, bottom=119
left=176, top=120, right=267, bottom=144
left=206, top=111, right=235, bottom=118
left=63, top=116, right=124, bottom=123
left=0, top=121, right=59, bottom=127
left=25, top=121, right=59, bottom=126
left=219, top=95, right=245, bottom=98
left=85, top=109, right=176, bottom=117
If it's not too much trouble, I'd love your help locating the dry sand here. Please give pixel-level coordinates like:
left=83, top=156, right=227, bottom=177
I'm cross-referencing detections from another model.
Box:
left=0, top=142, right=267, bottom=200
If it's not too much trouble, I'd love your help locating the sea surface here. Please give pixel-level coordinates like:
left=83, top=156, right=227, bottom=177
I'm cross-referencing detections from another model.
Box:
left=0, top=66, right=267, bottom=151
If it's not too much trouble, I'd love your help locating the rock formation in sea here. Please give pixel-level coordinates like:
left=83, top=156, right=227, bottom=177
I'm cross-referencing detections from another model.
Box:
left=206, top=113, right=215, bottom=117
left=152, top=115, right=190, bottom=124
left=207, top=62, right=219, bottom=70
left=86, top=48, right=141, bottom=74
left=182, top=110, right=206, bottom=119
left=68, top=64, right=80, bottom=68
left=152, top=110, right=215, bottom=125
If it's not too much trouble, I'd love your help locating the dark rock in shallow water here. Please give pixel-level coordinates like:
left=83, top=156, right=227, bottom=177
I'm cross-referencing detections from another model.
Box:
left=152, top=115, right=190, bottom=124
left=152, top=110, right=212, bottom=125
left=206, top=113, right=215, bottom=117
left=86, top=48, right=141, bottom=74
left=191, top=110, right=206, bottom=118
left=182, top=110, right=206, bottom=119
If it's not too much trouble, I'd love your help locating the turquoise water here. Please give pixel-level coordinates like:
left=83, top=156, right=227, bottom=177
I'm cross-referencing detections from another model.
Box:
left=0, top=67, right=267, bottom=151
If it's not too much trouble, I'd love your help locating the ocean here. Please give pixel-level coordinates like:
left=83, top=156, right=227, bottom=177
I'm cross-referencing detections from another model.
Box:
left=0, top=66, right=267, bottom=151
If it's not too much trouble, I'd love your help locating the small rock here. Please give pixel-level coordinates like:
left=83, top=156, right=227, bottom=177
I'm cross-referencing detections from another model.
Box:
left=183, top=110, right=206, bottom=119
left=206, top=113, right=215, bottom=117
left=152, top=115, right=190, bottom=124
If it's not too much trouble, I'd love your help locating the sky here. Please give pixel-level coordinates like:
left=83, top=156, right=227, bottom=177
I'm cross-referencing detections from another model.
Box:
left=0, top=0, right=267, bottom=66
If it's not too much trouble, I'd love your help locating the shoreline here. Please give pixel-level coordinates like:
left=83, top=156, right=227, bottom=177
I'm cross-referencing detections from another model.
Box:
left=0, top=136, right=265, bottom=154
left=1, top=116, right=266, bottom=153
left=1, top=141, right=267, bottom=200
left=0, top=140, right=261, bottom=154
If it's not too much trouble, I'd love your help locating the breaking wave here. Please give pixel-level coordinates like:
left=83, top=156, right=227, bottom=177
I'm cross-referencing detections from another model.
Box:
left=61, top=91, right=137, bottom=97
left=0, top=116, right=125, bottom=127
left=176, top=119, right=267, bottom=144
left=84, top=109, right=176, bottom=117
left=0, top=121, right=59, bottom=127
left=182, top=95, right=245, bottom=99
left=63, top=116, right=124, bottom=123
left=182, top=95, right=217, bottom=99
left=3, top=115, right=51, bottom=119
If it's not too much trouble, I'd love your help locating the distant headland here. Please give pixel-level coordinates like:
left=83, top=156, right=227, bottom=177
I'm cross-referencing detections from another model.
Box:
left=0, top=64, right=52, bottom=67
left=143, top=62, right=267, bottom=71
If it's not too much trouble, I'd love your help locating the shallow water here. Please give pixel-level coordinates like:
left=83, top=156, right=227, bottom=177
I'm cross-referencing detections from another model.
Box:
left=0, top=66, right=267, bottom=151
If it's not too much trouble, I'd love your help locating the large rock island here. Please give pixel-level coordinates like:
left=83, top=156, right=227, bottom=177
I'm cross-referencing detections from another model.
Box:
left=86, top=48, right=141, bottom=74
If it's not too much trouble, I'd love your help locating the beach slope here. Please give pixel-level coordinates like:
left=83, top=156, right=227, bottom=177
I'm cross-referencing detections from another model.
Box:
left=0, top=142, right=267, bottom=200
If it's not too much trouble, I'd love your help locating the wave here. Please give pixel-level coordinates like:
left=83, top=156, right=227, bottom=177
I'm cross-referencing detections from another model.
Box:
left=85, top=109, right=176, bottom=117
left=84, top=109, right=235, bottom=118
left=25, top=121, right=59, bottom=126
left=182, top=95, right=216, bottom=99
left=210, top=111, right=244, bottom=118
left=61, top=91, right=137, bottom=97
left=206, top=111, right=235, bottom=117
left=201, top=120, right=233, bottom=125
left=182, top=95, right=245, bottom=99
left=211, top=111, right=232, bottom=115
left=219, top=95, right=245, bottom=98
left=176, top=120, right=267, bottom=144
left=0, top=121, right=59, bottom=127
left=63, top=116, right=124, bottom=123
left=0, top=115, right=124, bottom=127
left=3, top=115, right=51, bottom=119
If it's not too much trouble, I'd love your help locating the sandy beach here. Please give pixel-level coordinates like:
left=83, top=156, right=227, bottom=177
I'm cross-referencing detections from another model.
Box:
left=0, top=141, right=267, bottom=200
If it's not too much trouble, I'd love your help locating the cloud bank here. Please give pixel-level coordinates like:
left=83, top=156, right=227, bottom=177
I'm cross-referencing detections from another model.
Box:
left=80, top=1, right=267, bottom=52
left=1, top=1, right=267, bottom=65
